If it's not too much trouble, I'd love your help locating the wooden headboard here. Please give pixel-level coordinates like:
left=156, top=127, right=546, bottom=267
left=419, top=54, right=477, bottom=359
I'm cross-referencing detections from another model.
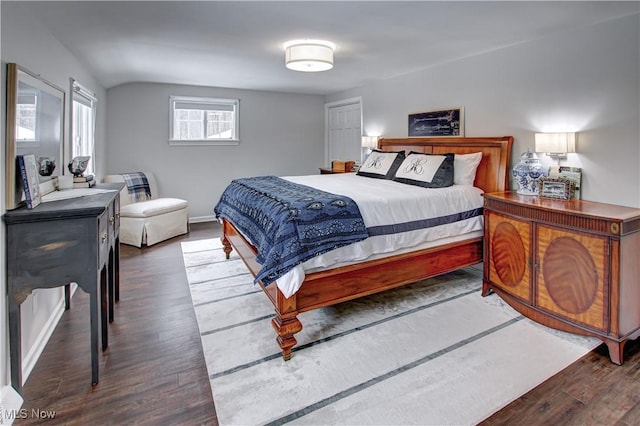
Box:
left=378, top=136, right=514, bottom=193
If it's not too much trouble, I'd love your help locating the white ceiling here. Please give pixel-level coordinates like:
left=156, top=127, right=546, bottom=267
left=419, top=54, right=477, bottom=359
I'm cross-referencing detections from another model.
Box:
left=17, top=1, right=640, bottom=95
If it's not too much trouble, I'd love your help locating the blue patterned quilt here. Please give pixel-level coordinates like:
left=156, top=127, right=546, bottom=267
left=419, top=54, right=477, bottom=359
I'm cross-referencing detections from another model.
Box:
left=214, top=176, right=369, bottom=285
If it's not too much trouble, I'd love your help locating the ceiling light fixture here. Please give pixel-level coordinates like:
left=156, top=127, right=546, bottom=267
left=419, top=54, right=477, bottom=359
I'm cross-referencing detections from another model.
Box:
left=283, top=39, right=336, bottom=72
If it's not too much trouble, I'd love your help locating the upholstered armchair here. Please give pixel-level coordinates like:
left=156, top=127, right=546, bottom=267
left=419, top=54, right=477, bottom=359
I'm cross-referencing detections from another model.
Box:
left=102, top=172, right=188, bottom=247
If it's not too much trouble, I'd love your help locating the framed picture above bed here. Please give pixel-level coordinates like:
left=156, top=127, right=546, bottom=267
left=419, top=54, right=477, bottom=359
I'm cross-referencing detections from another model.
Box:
left=408, top=107, right=464, bottom=137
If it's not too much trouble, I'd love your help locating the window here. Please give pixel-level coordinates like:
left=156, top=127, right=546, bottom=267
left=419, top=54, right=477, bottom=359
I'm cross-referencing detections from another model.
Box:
left=169, top=96, right=239, bottom=145
left=71, top=79, right=97, bottom=175
left=16, top=92, right=37, bottom=141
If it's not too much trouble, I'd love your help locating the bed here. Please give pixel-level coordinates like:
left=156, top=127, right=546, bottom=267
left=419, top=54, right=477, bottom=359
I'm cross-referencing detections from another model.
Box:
left=218, top=136, right=513, bottom=360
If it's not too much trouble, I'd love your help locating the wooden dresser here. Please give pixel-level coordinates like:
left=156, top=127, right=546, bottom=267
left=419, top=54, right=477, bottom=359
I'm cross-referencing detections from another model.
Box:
left=3, top=183, right=123, bottom=393
left=483, top=191, right=640, bottom=364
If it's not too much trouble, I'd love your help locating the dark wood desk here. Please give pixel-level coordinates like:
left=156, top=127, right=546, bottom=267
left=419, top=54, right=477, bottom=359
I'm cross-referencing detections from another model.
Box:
left=3, top=183, right=122, bottom=393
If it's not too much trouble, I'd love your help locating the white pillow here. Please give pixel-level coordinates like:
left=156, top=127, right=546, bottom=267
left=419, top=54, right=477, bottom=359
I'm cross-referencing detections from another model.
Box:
left=454, top=152, right=482, bottom=186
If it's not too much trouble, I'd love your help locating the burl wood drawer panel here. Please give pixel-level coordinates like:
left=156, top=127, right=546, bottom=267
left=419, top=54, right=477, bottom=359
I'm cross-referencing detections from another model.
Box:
left=536, top=224, right=608, bottom=331
left=487, top=211, right=532, bottom=303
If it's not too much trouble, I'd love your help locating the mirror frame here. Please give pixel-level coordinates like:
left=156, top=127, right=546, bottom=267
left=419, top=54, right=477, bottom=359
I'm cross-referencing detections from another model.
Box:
left=5, top=63, right=66, bottom=210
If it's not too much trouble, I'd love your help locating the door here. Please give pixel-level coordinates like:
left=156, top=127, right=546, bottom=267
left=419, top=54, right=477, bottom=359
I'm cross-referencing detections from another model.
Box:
left=325, top=98, right=362, bottom=167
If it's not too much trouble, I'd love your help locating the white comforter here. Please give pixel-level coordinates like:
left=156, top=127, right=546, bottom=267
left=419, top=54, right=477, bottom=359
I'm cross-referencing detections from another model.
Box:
left=270, top=174, right=485, bottom=298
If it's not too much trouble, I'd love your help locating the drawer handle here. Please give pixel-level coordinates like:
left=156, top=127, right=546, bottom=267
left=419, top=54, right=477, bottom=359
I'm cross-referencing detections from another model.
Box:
left=110, top=216, right=115, bottom=225
left=102, top=232, right=108, bottom=243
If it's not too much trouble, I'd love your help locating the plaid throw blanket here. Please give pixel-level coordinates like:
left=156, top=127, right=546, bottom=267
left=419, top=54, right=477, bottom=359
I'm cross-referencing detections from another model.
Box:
left=214, top=176, right=369, bottom=285
left=121, top=172, right=151, bottom=201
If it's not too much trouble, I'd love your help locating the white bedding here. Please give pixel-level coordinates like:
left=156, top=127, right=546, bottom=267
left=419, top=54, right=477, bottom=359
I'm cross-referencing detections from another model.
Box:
left=270, top=174, right=485, bottom=297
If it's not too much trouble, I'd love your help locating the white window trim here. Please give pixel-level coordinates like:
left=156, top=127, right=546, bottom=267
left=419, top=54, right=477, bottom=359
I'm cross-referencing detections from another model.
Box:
left=169, top=95, right=240, bottom=146
left=70, top=78, right=97, bottom=175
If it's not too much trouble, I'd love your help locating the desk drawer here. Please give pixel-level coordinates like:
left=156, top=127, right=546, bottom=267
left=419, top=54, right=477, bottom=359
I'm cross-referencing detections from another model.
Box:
left=108, top=197, right=119, bottom=241
left=113, top=194, right=120, bottom=236
left=99, top=210, right=109, bottom=266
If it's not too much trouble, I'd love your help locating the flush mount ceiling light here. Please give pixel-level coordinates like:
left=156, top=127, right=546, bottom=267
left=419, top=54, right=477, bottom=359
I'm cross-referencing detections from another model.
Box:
left=283, top=39, right=336, bottom=72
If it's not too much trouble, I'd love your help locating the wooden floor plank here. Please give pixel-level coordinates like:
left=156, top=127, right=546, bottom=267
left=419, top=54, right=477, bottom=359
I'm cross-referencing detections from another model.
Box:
left=13, top=221, right=640, bottom=425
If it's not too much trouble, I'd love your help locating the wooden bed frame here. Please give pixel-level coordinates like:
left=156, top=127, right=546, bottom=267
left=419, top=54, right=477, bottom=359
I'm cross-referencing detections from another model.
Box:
left=221, top=136, right=514, bottom=360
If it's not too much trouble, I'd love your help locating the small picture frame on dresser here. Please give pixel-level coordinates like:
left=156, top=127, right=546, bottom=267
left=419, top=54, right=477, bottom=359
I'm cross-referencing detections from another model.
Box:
left=538, top=177, right=573, bottom=200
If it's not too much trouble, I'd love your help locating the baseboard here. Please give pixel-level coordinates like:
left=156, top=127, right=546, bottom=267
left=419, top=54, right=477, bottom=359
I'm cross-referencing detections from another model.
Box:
left=189, top=215, right=216, bottom=224
left=0, top=385, right=24, bottom=425
left=21, top=284, right=77, bottom=386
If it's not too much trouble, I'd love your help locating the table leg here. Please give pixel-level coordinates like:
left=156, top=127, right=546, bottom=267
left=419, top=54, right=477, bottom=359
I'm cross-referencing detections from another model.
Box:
left=101, top=265, right=108, bottom=350
left=115, top=237, right=120, bottom=302
left=64, top=284, right=71, bottom=310
left=8, top=298, right=23, bottom=394
left=108, top=248, right=115, bottom=323
left=89, top=288, right=100, bottom=386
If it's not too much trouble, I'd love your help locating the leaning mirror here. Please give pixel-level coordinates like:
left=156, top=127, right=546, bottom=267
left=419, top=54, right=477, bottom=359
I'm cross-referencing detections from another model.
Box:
left=5, top=63, right=65, bottom=209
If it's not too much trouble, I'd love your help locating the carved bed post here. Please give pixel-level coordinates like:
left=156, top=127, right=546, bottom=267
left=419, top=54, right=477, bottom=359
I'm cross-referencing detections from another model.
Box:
left=221, top=236, right=232, bottom=259
left=271, top=288, right=302, bottom=360
left=221, top=220, right=233, bottom=259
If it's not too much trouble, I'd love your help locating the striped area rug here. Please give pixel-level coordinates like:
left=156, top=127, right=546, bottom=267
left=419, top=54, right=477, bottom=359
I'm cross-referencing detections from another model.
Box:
left=181, top=238, right=600, bottom=426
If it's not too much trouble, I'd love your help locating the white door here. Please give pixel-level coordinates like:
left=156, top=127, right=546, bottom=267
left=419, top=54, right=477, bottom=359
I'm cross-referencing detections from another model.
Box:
left=326, top=98, right=362, bottom=167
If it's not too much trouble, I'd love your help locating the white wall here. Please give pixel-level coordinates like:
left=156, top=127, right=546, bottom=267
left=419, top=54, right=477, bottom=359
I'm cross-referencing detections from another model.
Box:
left=1, top=1, right=106, bottom=400
left=105, top=83, right=325, bottom=219
left=329, top=14, right=640, bottom=208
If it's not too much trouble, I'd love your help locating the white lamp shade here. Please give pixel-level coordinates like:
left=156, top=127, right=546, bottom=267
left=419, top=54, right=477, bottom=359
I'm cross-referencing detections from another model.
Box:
left=361, top=136, right=378, bottom=149
left=284, top=40, right=335, bottom=72
left=534, top=132, right=577, bottom=154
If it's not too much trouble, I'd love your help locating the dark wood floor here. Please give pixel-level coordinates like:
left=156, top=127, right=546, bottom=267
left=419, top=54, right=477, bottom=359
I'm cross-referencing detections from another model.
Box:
left=14, top=221, right=640, bottom=425
left=15, top=222, right=219, bottom=425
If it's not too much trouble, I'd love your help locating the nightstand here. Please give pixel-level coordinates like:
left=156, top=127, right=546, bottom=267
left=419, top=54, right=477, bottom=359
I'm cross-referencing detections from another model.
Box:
left=321, top=160, right=356, bottom=174
left=482, top=191, right=640, bottom=365
left=319, top=167, right=340, bottom=174
left=319, top=167, right=356, bottom=174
